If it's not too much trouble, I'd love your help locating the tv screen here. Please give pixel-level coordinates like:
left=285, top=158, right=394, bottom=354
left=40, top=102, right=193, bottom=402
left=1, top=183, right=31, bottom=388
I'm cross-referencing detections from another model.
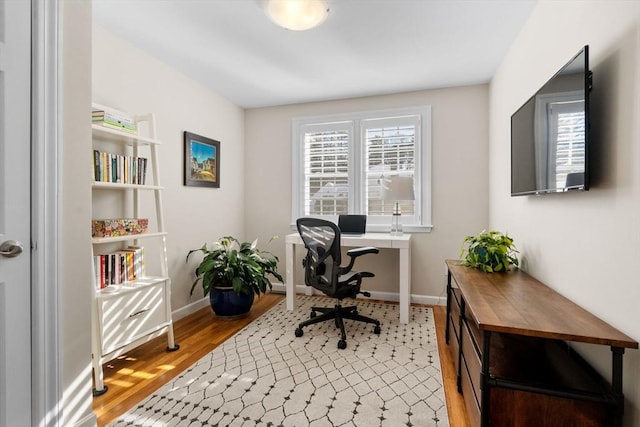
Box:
left=511, top=46, right=591, bottom=196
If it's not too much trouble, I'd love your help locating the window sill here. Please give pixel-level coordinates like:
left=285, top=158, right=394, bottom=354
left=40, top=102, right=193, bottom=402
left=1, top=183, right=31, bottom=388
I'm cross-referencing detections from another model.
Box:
left=367, top=224, right=433, bottom=233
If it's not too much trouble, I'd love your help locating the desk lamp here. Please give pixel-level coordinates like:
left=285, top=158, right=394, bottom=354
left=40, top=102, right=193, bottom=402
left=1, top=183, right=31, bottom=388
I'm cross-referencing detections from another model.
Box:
left=380, top=175, right=415, bottom=236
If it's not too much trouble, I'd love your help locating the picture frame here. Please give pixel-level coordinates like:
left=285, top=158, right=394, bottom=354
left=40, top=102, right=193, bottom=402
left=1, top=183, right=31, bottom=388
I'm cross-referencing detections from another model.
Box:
left=184, top=131, right=220, bottom=188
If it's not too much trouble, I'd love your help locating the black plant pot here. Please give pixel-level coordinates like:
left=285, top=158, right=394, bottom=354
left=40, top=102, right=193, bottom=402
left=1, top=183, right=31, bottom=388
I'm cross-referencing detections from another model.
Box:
left=209, top=287, right=255, bottom=317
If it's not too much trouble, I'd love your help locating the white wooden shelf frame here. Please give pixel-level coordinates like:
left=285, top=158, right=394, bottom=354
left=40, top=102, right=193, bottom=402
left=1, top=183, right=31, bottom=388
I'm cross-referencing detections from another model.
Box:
left=90, top=111, right=178, bottom=396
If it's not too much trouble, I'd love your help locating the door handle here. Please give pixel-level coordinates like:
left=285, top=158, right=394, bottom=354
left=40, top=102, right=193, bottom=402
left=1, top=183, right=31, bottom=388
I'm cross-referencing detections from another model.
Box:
left=0, top=240, right=24, bottom=258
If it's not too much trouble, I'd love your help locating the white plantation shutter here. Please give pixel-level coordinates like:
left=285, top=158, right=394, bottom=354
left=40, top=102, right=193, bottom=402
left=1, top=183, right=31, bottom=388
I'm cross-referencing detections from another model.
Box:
left=363, top=116, right=417, bottom=219
left=302, top=124, right=351, bottom=215
left=549, top=101, right=585, bottom=189
left=534, top=91, right=585, bottom=191
left=292, top=107, right=432, bottom=232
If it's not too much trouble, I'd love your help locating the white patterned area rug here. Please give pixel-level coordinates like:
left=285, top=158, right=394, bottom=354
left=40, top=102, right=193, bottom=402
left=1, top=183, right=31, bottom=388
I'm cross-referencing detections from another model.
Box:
left=110, top=295, right=450, bottom=427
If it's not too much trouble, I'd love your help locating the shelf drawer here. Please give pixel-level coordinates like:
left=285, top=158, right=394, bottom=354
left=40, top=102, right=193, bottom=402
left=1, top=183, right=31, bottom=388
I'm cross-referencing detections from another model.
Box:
left=98, top=282, right=168, bottom=355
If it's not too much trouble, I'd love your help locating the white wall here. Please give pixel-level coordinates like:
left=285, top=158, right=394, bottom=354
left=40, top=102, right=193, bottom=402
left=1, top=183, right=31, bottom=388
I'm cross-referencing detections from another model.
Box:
left=92, top=25, right=246, bottom=313
left=490, top=1, right=640, bottom=424
left=245, top=85, right=490, bottom=302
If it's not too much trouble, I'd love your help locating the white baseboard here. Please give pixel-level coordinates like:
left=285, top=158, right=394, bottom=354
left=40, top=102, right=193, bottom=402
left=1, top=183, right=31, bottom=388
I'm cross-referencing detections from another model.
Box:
left=270, top=282, right=447, bottom=306
left=173, top=284, right=446, bottom=321
left=172, top=297, right=210, bottom=321
left=71, top=412, right=96, bottom=427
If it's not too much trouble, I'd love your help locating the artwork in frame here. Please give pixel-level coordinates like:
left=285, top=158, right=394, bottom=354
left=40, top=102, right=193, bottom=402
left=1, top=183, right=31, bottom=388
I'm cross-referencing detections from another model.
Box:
left=184, top=131, right=220, bottom=188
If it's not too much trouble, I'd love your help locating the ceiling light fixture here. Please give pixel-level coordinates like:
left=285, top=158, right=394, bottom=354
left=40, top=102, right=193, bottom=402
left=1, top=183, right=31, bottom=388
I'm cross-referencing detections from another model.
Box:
left=265, top=0, right=329, bottom=31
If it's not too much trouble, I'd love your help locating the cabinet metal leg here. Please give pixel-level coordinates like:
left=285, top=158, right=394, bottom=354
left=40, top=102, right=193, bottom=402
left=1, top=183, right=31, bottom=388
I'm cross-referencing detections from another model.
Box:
left=456, top=298, right=466, bottom=393
left=611, top=346, right=624, bottom=427
left=480, top=330, right=492, bottom=427
left=445, top=270, right=452, bottom=344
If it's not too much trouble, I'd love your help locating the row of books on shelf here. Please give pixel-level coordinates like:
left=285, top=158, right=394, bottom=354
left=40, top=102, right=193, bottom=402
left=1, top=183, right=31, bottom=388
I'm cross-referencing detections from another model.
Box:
left=93, top=150, right=148, bottom=184
left=93, top=246, right=145, bottom=289
left=92, top=107, right=137, bottom=134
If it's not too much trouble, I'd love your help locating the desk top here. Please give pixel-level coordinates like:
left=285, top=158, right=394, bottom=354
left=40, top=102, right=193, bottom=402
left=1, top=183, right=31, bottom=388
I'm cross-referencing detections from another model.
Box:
left=446, top=259, right=638, bottom=349
left=286, top=232, right=411, bottom=249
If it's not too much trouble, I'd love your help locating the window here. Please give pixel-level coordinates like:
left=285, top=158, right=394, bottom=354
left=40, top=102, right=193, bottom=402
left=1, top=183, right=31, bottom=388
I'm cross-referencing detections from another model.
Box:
left=292, top=106, right=432, bottom=232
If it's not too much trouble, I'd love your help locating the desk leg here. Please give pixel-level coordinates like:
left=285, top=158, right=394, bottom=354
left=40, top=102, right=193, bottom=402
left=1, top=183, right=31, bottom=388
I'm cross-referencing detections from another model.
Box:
left=399, top=246, right=410, bottom=324
left=285, top=240, right=296, bottom=311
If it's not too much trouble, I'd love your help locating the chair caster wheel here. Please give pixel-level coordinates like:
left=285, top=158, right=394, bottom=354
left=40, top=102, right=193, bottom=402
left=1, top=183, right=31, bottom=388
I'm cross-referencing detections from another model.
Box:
left=295, top=328, right=304, bottom=337
left=374, top=325, right=381, bottom=334
left=337, top=340, right=347, bottom=349
left=310, top=311, right=317, bottom=319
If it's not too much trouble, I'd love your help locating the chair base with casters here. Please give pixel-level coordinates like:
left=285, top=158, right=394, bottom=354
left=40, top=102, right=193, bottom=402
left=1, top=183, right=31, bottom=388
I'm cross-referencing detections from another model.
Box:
left=294, top=294, right=381, bottom=349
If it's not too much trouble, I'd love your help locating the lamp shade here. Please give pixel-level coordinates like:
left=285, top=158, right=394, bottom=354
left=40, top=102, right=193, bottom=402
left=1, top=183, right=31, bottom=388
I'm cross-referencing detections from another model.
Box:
left=380, top=175, right=415, bottom=201
left=265, top=0, right=329, bottom=31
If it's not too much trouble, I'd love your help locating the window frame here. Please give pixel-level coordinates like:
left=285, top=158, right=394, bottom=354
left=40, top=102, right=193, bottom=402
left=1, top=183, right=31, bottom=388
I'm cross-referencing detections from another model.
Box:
left=292, top=106, right=432, bottom=233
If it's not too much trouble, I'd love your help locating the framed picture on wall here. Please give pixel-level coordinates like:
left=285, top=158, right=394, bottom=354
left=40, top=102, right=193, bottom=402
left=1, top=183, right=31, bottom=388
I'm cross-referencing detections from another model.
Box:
left=184, top=131, right=220, bottom=188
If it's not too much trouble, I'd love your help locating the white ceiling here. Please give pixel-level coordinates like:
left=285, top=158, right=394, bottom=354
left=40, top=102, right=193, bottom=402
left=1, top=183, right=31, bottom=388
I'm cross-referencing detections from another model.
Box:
left=92, top=0, right=537, bottom=109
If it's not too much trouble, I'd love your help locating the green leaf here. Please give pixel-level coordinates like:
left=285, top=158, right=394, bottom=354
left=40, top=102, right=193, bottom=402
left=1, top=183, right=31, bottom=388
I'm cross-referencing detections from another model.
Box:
left=460, top=230, right=518, bottom=273
left=187, top=234, right=282, bottom=297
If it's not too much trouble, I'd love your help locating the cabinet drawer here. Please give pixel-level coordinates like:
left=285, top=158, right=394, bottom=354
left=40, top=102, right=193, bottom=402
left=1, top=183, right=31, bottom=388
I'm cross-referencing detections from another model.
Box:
left=449, top=289, right=461, bottom=340
left=460, top=358, right=481, bottom=427
left=448, top=289, right=461, bottom=369
left=448, top=315, right=460, bottom=372
left=464, top=309, right=482, bottom=353
left=461, top=321, right=482, bottom=405
left=98, top=283, right=168, bottom=355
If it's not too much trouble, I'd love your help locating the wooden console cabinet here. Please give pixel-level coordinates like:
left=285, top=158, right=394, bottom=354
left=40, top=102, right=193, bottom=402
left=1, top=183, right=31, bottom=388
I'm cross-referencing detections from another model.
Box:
left=445, top=260, right=637, bottom=427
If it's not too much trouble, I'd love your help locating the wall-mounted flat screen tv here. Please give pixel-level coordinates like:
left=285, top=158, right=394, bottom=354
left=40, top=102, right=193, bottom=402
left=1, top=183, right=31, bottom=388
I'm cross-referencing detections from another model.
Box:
left=511, top=45, right=592, bottom=196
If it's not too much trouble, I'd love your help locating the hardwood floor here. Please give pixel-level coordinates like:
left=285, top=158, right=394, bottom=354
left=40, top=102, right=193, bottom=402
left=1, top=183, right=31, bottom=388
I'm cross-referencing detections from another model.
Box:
left=433, top=304, right=471, bottom=427
left=93, top=294, right=470, bottom=427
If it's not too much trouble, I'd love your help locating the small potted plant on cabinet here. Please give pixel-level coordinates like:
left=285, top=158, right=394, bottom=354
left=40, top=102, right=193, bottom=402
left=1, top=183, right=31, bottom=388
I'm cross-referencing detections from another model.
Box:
left=187, top=236, right=283, bottom=316
left=460, top=230, right=519, bottom=273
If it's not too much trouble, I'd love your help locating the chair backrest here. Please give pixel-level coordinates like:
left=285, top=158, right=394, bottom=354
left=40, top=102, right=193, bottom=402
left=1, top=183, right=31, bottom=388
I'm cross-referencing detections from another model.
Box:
left=565, top=172, right=584, bottom=188
left=338, top=214, right=366, bottom=235
left=296, top=218, right=341, bottom=295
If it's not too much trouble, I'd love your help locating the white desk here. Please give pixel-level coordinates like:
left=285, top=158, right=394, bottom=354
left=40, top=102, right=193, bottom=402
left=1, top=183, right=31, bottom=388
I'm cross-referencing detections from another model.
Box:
left=285, top=232, right=412, bottom=324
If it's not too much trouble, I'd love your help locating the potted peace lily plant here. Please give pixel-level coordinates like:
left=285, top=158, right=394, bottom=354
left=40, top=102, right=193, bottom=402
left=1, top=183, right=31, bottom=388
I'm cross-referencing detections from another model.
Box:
left=187, top=236, right=283, bottom=316
left=460, top=230, right=519, bottom=273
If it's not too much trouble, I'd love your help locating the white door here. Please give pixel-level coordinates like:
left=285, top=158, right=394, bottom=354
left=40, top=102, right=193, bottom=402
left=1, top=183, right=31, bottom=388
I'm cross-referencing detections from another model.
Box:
left=0, top=0, right=32, bottom=425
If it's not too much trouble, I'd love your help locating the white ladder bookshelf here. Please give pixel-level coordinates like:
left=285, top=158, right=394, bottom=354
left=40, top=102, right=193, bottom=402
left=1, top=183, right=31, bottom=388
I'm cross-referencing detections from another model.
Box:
left=90, top=108, right=179, bottom=395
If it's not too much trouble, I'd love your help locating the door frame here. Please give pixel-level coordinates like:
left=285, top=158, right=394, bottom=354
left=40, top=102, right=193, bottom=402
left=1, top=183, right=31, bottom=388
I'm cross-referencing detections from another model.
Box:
left=31, top=0, right=62, bottom=425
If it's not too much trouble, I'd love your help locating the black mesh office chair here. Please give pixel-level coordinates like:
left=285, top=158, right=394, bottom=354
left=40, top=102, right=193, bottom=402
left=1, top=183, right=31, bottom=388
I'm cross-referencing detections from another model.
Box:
left=295, top=217, right=381, bottom=349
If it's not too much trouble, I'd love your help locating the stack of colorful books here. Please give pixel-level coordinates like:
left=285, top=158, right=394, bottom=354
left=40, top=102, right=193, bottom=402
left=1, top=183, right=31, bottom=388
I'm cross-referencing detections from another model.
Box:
left=92, top=106, right=137, bottom=134
left=92, top=150, right=148, bottom=185
left=93, top=246, right=145, bottom=289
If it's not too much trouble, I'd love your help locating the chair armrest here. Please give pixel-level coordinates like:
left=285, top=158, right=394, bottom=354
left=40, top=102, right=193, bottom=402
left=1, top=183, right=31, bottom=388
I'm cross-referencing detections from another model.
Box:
left=346, top=247, right=379, bottom=258
left=340, top=246, right=380, bottom=274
